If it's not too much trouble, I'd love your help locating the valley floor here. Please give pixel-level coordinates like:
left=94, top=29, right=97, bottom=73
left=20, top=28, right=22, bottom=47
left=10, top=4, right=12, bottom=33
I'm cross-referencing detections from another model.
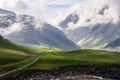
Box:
left=0, top=49, right=120, bottom=80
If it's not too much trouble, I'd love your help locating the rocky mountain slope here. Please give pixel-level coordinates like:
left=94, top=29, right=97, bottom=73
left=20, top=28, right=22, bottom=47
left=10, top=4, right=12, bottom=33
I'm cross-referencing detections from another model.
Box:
left=0, top=8, right=79, bottom=50
left=57, top=4, right=120, bottom=50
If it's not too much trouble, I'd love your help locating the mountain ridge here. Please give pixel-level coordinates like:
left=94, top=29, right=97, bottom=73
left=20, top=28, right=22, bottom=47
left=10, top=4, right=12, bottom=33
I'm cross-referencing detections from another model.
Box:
left=0, top=8, right=79, bottom=50
left=57, top=6, right=120, bottom=51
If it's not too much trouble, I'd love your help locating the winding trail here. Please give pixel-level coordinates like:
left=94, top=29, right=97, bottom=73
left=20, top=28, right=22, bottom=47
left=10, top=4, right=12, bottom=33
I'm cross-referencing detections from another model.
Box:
left=0, top=56, right=40, bottom=78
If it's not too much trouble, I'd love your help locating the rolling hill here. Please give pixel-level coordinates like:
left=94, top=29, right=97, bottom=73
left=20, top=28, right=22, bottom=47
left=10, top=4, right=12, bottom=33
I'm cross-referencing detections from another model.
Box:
left=0, top=35, right=120, bottom=79
left=0, top=35, right=38, bottom=78
left=0, top=35, right=32, bottom=53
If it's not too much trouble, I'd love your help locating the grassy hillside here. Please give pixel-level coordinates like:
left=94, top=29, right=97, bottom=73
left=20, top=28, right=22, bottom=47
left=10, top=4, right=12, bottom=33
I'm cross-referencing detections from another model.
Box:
left=0, top=48, right=30, bottom=65
left=0, top=37, right=34, bottom=65
left=0, top=36, right=120, bottom=79
left=0, top=36, right=36, bottom=75
left=26, top=49, right=120, bottom=70
left=0, top=37, right=33, bottom=53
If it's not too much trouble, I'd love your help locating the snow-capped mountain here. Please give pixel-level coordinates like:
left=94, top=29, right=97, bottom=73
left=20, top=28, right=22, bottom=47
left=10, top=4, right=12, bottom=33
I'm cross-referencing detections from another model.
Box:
left=0, top=8, right=79, bottom=50
left=59, top=14, right=79, bottom=29
left=57, top=4, right=120, bottom=50
left=80, top=23, right=120, bottom=49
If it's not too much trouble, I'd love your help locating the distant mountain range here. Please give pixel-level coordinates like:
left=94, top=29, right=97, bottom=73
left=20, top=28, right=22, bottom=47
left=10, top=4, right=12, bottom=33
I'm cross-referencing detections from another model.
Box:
left=56, top=6, right=120, bottom=51
left=0, top=8, right=79, bottom=50
left=0, top=7, right=120, bottom=51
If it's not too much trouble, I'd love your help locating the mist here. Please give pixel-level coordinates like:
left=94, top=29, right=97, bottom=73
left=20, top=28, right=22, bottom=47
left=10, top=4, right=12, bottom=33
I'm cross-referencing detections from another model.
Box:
left=51, top=0, right=120, bottom=30
left=0, top=0, right=48, bottom=21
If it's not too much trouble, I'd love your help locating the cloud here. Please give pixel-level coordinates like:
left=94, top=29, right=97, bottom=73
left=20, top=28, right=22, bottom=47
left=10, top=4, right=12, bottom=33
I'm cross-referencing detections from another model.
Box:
left=0, top=0, right=48, bottom=20
left=57, top=0, right=120, bottom=30
left=0, top=0, right=91, bottom=22
left=0, top=23, right=23, bottom=36
left=48, top=0, right=89, bottom=6
left=109, top=0, right=120, bottom=18
left=0, top=0, right=27, bottom=13
left=48, top=0, right=74, bottom=5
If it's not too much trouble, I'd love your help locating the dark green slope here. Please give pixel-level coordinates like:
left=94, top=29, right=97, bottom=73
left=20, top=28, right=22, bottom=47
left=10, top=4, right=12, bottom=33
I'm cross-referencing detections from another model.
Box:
left=26, top=49, right=120, bottom=70
left=0, top=35, right=31, bottom=65
left=0, top=35, right=32, bottom=53
left=0, top=35, right=36, bottom=75
left=0, top=35, right=120, bottom=80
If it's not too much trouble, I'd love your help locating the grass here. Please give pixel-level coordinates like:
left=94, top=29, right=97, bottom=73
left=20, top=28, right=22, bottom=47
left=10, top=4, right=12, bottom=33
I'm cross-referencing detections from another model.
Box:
left=0, top=57, right=36, bottom=74
left=0, top=38, right=33, bottom=53
left=0, top=47, right=31, bottom=66
left=0, top=47, right=35, bottom=74
left=0, top=37, right=35, bottom=74
left=0, top=48, right=120, bottom=79
left=0, top=37, right=120, bottom=79
left=26, top=49, right=120, bottom=70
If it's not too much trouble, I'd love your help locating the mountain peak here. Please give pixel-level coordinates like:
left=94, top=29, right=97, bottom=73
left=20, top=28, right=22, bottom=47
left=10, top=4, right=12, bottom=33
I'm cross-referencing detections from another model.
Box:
left=59, top=13, right=79, bottom=29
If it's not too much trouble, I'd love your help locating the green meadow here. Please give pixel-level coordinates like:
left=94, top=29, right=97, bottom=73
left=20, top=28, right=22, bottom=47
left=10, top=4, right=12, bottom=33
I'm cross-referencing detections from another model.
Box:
left=0, top=37, right=120, bottom=79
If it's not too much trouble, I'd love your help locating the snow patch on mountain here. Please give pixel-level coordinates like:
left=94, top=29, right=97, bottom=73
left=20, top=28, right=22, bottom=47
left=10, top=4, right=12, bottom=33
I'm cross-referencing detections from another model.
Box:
left=0, top=8, right=79, bottom=50
left=53, top=0, right=120, bottom=51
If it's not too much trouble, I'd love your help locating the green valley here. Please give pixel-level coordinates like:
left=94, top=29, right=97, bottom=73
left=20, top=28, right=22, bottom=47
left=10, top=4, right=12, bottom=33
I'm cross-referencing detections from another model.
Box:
left=0, top=36, right=120, bottom=80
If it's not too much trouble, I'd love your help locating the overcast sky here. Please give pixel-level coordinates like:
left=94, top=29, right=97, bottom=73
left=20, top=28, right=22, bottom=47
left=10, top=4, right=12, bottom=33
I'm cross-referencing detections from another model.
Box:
left=0, top=0, right=90, bottom=21
left=47, top=0, right=90, bottom=20
left=0, top=0, right=119, bottom=22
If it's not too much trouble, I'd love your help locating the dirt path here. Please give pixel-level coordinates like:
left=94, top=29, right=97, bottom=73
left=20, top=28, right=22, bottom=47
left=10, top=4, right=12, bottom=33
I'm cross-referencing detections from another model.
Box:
left=0, top=56, right=40, bottom=78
